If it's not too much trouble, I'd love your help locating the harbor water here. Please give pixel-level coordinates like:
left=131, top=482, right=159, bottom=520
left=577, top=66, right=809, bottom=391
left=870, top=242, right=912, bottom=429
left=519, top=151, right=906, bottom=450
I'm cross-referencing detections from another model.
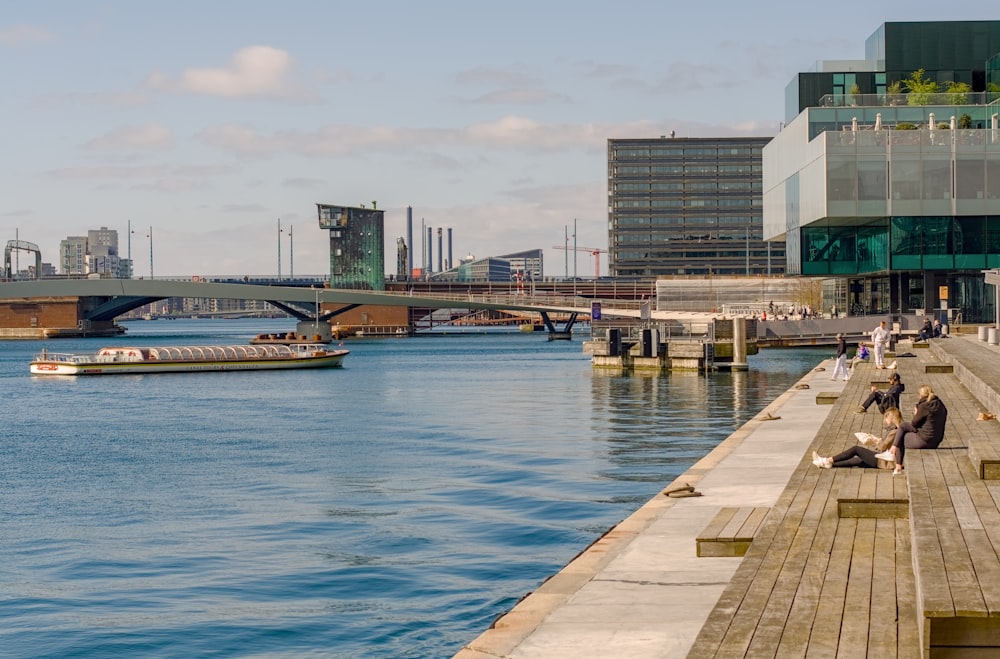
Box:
left=0, top=319, right=825, bottom=658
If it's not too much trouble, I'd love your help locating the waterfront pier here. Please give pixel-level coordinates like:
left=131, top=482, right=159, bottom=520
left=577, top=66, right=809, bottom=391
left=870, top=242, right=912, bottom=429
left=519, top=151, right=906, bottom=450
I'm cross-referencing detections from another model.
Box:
left=455, top=332, right=1000, bottom=658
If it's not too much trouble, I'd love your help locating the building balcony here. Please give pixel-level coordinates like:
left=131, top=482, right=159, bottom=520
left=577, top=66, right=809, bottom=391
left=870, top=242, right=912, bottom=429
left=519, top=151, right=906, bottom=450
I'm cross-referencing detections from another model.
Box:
left=818, top=91, right=1000, bottom=108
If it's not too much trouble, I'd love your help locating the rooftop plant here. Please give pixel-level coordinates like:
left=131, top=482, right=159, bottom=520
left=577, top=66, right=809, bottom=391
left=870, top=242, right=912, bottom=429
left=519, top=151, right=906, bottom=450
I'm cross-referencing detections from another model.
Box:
left=903, top=69, right=938, bottom=105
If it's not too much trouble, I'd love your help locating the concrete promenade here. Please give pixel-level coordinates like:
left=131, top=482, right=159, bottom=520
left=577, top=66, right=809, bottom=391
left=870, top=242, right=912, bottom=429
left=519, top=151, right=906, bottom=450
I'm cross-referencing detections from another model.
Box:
left=455, top=332, right=1000, bottom=658
left=454, top=357, right=846, bottom=658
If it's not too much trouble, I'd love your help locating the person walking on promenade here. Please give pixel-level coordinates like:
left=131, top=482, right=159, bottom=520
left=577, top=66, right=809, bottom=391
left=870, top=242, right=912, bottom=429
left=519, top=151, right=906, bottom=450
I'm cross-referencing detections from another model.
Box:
left=876, top=384, right=948, bottom=475
left=870, top=320, right=890, bottom=369
left=813, top=407, right=902, bottom=468
left=831, top=333, right=849, bottom=381
left=856, top=372, right=904, bottom=414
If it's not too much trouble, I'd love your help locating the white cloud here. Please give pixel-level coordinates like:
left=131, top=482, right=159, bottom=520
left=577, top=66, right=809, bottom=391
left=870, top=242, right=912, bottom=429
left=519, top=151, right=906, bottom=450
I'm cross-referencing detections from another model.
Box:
left=145, top=46, right=314, bottom=101
left=83, top=123, right=174, bottom=151
left=0, top=24, right=55, bottom=47
left=466, top=88, right=571, bottom=105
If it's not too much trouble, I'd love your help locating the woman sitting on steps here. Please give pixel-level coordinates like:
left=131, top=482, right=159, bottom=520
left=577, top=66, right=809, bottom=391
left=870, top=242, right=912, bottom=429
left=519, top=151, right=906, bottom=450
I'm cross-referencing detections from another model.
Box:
left=813, top=407, right=902, bottom=469
left=876, top=384, right=948, bottom=475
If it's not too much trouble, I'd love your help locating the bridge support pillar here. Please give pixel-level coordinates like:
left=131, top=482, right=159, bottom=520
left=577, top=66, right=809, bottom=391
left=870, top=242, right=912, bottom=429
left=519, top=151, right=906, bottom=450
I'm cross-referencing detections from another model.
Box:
left=540, top=311, right=578, bottom=340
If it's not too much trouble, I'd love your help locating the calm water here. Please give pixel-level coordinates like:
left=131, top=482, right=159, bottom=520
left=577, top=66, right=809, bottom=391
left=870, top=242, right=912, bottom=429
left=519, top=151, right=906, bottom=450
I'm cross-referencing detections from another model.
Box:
left=0, top=319, right=824, bottom=658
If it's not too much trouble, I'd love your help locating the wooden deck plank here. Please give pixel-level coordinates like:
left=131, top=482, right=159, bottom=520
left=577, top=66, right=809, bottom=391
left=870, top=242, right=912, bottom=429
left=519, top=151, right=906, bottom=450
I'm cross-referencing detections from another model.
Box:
left=940, top=448, right=1000, bottom=618
left=867, top=518, right=900, bottom=656
left=858, top=470, right=877, bottom=500
left=721, top=468, right=826, bottom=654
left=718, top=507, right=754, bottom=541
left=919, top=452, right=986, bottom=618
left=697, top=507, right=737, bottom=541
left=837, top=518, right=876, bottom=658
left=949, top=486, right=983, bottom=530
left=894, top=518, right=921, bottom=655
left=808, top=517, right=856, bottom=656
left=906, top=453, right=956, bottom=618
left=747, top=468, right=839, bottom=654
left=740, top=507, right=770, bottom=539
left=686, top=460, right=806, bottom=657
left=773, top=485, right=842, bottom=657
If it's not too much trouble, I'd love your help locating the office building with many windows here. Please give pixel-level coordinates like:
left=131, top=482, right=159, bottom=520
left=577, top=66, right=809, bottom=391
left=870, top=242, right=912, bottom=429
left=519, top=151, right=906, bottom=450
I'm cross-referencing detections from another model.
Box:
left=766, top=20, right=1000, bottom=322
left=608, top=137, right=784, bottom=277
left=316, top=203, right=385, bottom=290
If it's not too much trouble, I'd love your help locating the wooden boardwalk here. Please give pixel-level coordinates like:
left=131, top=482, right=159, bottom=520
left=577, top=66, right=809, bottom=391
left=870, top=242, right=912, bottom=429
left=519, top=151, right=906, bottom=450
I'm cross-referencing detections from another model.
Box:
left=687, top=335, right=1000, bottom=658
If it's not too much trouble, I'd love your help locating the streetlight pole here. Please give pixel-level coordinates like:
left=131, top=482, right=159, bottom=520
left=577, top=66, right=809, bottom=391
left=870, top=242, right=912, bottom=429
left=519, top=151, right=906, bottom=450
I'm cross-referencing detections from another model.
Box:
left=127, top=219, right=132, bottom=279
left=745, top=225, right=750, bottom=276
left=147, top=227, right=154, bottom=279
left=289, top=224, right=294, bottom=279
left=277, top=218, right=282, bottom=282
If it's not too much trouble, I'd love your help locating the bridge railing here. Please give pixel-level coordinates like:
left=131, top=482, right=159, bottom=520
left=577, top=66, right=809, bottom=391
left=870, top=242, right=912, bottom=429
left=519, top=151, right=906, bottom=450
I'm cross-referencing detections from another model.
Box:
left=591, top=319, right=713, bottom=341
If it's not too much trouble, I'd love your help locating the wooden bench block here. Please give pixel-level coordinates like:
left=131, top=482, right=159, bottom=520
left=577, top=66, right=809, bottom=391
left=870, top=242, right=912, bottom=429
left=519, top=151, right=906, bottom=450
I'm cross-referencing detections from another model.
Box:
left=816, top=392, right=838, bottom=405
left=924, top=363, right=954, bottom=373
left=968, top=436, right=1000, bottom=480
left=696, top=506, right=769, bottom=557
left=837, top=470, right=908, bottom=518
left=905, top=450, right=1000, bottom=655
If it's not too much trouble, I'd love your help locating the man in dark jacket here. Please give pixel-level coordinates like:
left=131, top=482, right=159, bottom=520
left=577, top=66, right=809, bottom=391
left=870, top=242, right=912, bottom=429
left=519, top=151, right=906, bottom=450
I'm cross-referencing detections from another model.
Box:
left=877, top=384, right=947, bottom=474
left=856, top=372, right=904, bottom=413
left=831, top=333, right=849, bottom=381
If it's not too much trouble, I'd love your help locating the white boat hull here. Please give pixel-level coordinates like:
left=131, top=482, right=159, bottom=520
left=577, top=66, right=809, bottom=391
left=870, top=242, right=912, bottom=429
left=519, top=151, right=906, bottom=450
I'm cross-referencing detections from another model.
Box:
left=30, top=344, right=348, bottom=376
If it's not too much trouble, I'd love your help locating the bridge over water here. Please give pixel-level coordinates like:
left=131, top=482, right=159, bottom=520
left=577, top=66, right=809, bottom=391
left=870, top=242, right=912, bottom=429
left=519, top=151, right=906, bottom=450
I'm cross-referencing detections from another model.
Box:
left=0, top=279, right=717, bottom=340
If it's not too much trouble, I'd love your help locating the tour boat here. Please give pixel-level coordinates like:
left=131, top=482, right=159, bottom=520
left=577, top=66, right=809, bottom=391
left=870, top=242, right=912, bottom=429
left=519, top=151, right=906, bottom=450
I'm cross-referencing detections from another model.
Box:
left=29, top=343, right=348, bottom=375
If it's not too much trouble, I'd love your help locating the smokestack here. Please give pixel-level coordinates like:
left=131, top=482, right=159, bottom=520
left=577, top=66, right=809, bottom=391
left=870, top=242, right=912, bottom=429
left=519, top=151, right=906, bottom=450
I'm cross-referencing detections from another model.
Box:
left=447, top=228, right=453, bottom=271
left=437, top=228, right=443, bottom=272
left=427, top=226, right=433, bottom=274
left=406, top=206, right=413, bottom=276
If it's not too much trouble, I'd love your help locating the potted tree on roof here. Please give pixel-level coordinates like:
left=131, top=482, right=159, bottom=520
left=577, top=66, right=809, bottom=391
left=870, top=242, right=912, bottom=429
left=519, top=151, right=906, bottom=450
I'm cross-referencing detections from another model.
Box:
left=849, top=83, right=862, bottom=106
left=903, top=69, right=938, bottom=105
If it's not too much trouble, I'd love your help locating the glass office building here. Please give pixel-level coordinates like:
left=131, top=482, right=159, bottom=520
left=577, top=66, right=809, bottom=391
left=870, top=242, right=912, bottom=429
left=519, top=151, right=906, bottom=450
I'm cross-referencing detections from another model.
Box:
left=316, top=203, right=385, bottom=290
left=608, top=137, right=784, bottom=277
left=767, top=21, right=1000, bottom=322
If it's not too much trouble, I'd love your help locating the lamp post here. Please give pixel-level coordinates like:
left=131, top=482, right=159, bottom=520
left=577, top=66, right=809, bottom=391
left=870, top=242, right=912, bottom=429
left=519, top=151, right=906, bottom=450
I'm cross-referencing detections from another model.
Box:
left=127, top=219, right=132, bottom=279
left=289, top=224, right=293, bottom=279
left=745, top=225, right=750, bottom=276
left=147, top=227, right=154, bottom=279
left=277, top=218, right=282, bottom=282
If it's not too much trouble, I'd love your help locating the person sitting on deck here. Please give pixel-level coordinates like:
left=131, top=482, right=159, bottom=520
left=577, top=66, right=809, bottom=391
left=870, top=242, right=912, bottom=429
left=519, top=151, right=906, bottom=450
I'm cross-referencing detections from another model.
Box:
left=918, top=317, right=934, bottom=341
left=846, top=341, right=869, bottom=380
left=932, top=319, right=944, bottom=337
left=876, top=384, right=948, bottom=475
left=855, top=372, right=904, bottom=414
left=812, top=407, right=902, bottom=469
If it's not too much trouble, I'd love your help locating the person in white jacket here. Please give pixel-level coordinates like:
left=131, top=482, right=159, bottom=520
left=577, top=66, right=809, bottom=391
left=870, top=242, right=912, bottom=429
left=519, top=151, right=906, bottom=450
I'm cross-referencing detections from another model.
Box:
left=870, top=320, right=890, bottom=369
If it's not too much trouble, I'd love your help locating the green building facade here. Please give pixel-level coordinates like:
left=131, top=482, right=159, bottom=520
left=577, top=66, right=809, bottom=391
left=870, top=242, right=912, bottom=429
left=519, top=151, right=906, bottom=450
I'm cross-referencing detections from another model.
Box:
left=316, top=203, right=385, bottom=290
left=768, top=21, right=1000, bottom=323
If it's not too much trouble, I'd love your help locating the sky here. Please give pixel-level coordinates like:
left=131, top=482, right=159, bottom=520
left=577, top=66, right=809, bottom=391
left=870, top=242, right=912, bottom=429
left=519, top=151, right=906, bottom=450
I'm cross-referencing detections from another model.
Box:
left=2, top=2, right=997, bottom=279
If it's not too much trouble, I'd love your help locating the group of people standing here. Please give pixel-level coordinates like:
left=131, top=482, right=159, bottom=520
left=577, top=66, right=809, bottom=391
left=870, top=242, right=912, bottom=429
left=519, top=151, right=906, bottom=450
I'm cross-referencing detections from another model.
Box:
left=831, top=320, right=891, bottom=381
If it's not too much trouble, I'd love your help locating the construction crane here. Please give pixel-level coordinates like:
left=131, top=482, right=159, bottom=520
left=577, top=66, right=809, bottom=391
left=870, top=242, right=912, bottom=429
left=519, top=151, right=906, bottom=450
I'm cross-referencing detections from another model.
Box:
left=551, top=245, right=608, bottom=278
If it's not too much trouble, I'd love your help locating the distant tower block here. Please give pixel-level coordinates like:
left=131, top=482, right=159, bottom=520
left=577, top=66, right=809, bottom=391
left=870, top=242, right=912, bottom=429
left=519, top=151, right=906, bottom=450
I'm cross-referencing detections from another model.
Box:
left=316, top=203, right=385, bottom=290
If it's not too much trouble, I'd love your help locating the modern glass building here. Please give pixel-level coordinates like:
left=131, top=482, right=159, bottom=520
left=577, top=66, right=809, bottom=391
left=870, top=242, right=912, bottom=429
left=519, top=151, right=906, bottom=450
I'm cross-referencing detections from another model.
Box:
left=766, top=20, right=1000, bottom=323
left=608, top=137, right=785, bottom=277
left=316, top=203, right=385, bottom=290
